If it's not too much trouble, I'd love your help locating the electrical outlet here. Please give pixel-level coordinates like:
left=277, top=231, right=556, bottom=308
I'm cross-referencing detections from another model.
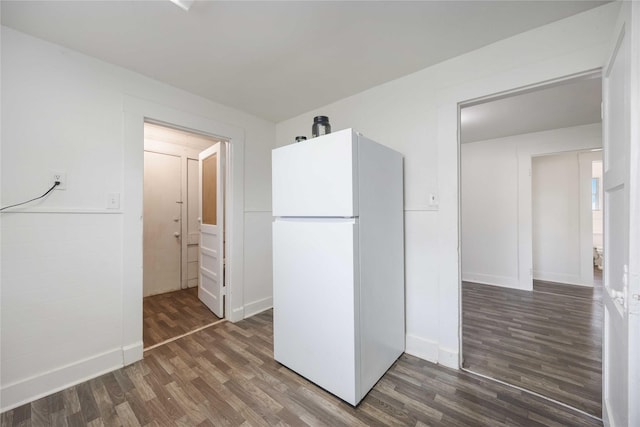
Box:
left=51, top=171, right=67, bottom=190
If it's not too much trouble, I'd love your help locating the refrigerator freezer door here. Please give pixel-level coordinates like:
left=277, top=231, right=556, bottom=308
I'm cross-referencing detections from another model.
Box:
left=272, top=129, right=358, bottom=217
left=273, top=218, right=361, bottom=405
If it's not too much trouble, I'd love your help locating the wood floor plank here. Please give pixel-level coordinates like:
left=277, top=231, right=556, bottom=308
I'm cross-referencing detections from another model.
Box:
left=2, top=309, right=603, bottom=426
left=66, top=411, right=87, bottom=427
left=30, top=398, right=50, bottom=426
left=61, top=388, right=81, bottom=418
left=462, top=271, right=602, bottom=418
left=143, top=287, right=220, bottom=348
left=113, top=403, right=139, bottom=427
left=88, top=378, right=117, bottom=427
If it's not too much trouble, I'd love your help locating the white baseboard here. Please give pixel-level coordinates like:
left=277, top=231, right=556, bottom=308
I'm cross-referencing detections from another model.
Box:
left=405, top=334, right=459, bottom=369
left=437, top=346, right=459, bottom=369
left=228, top=306, right=245, bottom=323
left=462, top=272, right=525, bottom=290
left=1, top=348, right=122, bottom=412
left=405, top=334, right=438, bottom=363
left=122, top=341, right=143, bottom=365
left=243, top=297, right=273, bottom=318
left=603, top=398, right=614, bottom=427
left=533, top=271, right=593, bottom=287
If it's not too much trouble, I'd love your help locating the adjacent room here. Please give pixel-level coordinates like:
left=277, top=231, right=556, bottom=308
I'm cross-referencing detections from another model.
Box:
left=1, top=1, right=637, bottom=426
left=459, top=74, right=604, bottom=418
left=142, top=123, right=226, bottom=349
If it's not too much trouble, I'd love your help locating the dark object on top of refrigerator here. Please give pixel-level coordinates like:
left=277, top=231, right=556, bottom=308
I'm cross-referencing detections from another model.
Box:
left=312, top=116, right=331, bottom=138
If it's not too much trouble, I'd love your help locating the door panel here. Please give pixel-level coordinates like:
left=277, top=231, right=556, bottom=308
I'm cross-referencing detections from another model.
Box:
left=602, top=2, right=639, bottom=425
left=202, top=153, right=218, bottom=225
left=143, top=151, right=181, bottom=296
left=199, top=143, right=225, bottom=317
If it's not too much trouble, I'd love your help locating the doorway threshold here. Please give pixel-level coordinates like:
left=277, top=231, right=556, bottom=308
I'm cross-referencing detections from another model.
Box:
left=143, top=318, right=227, bottom=352
left=460, top=367, right=602, bottom=423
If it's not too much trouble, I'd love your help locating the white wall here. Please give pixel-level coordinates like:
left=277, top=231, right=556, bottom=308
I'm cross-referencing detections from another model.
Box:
left=1, top=26, right=274, bottom=410
left=532, top=150, right=601, bottom=286
left=461, top=125, right=602, bottom=290
left=461, top=141, right=520, bottom=288
left=0, top=1, right=620, bottom=411
left=276, top=4, right=618, bottom=367
left=533, top=154, right=580, bottom=282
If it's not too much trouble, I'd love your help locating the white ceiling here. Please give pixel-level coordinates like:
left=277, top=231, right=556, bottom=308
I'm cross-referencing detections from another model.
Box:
left=460, top=76, right=602, bottom=143
left=1, top=1, right=608, bottom=122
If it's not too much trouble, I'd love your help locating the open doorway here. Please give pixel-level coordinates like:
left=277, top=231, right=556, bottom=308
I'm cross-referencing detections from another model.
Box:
left=592, top=159, right=604, bottom=272
left=142, top=122, right=227, bottom=349
left=459, top=73, right=604, bottom=418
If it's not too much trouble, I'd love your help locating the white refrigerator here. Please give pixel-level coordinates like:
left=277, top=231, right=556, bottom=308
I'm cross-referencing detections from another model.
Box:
left=272, top=128, right=405, bottom=406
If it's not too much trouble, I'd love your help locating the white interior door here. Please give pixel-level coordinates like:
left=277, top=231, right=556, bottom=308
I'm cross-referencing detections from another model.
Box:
left=143, top=151, right=182, bottom=296
left=602, top=2, right=639, bottom=426
left=198, top=143, right=225, bottom=317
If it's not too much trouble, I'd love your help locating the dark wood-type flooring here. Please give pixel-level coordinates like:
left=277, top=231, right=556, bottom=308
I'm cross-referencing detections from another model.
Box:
left=143, top=287, right=220, bottom=349
left=2, top=310, right=602, bottom=426
left=462, top=271, right=602, bottom=418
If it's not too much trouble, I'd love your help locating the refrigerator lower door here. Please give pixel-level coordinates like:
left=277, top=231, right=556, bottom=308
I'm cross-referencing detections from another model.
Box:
left=273, top=218, right=361, bottom=405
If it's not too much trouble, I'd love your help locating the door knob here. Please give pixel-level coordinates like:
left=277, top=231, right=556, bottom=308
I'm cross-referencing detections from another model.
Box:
left=174, top=232, right=180, bottom=237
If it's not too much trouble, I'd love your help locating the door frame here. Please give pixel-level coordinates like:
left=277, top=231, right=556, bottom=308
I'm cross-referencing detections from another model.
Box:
left=122, top=96, right=245, bottom=365
left=434, top=64, right=606, bottom=369
left=456, top=69, right=602, bottom=364
left=143, top=129, right=218, bottom=292
left=430, top=65, right=607, bottom=370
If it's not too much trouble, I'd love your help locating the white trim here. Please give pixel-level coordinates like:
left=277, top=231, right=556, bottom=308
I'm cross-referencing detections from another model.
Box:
left=438, top=347, right=459, bottom=369
left=0, top=348, right=122, bottom=412
left=603, top=399, right=614, bottom=427
left=628, top=3, right=640, bottom=427
left=229, top=306, right=245, bottom=322
left=405, top=335, right=458, bottom=369
left=122, top=95, right=245, bottom=367
left=448, top=45, right=608, bottom=367
left=0, top=208, right=123, bottom=214
left=462, top=273, right=523, bottom=290
left=144, top=138, right=209, bottom=159
left=533, top=271, right=594, bottom=287
left=405, top=334, right=438, bottom=363
left=243, top=297, right=273, bottom=318
left=122, top=342, right=143, bottom=366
